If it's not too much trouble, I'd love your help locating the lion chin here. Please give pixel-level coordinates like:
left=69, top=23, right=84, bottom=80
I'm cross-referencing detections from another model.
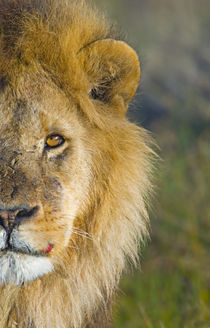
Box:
left=0, top=252, right=53, bottom=285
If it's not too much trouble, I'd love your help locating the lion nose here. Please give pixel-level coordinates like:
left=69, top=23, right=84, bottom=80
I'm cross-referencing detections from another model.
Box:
left=0, top=206, right=39, bottom=231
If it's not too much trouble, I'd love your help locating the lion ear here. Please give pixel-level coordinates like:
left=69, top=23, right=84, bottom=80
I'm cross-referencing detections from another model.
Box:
left=79, top=39, right=140, bottom=114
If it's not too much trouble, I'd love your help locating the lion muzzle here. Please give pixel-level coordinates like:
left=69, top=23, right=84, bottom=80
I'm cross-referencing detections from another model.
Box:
left=0, top=205, right=54, bottom=285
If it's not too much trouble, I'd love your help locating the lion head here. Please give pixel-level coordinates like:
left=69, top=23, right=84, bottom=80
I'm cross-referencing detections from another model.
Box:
left=0, top=0, right=154, bottom=327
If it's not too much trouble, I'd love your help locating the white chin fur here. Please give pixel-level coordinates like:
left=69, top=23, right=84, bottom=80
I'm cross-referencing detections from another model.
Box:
left=0, top=252, right=53, bottom=285
left=0, top=229, right=7, bottom=250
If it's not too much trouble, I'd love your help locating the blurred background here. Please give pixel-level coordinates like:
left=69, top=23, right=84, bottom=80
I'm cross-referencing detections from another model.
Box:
left=95, top=0, right=210, bottom=327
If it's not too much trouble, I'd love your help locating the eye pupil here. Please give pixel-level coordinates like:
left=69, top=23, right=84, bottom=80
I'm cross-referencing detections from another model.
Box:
left=46, top=135, right=64, bottom=148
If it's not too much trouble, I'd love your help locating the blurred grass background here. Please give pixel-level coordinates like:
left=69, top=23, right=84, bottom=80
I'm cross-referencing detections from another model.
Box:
left=95, top=0, right=210, bottom=327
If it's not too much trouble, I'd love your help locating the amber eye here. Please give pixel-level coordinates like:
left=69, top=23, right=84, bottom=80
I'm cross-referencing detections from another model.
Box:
left=45, top=135, right=65, bottom=149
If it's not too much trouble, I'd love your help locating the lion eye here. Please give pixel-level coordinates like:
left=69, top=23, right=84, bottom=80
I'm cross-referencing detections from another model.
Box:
left=45, top=135, right=65, bottom=148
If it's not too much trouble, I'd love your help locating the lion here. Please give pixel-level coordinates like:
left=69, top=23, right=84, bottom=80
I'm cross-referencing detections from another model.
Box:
left=0, top=0, right=154, bottom=327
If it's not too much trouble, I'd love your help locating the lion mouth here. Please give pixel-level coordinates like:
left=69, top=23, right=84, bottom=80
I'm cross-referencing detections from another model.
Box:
left=2, top=243, right=53, bottom=256
left=0, top=228, right=53, bottom=256
left=40, top=244, right=54, bottom=254
left=0, top=231, right=54, bottom=285
left=2, top=245, right=35, bottom=256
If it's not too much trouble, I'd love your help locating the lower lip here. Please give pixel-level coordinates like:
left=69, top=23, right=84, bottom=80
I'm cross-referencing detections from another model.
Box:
left=40, top=244, right=53, bottom=254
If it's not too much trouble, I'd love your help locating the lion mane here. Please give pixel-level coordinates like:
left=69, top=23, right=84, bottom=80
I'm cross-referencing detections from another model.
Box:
left=0, top=0, right=154, bottom=327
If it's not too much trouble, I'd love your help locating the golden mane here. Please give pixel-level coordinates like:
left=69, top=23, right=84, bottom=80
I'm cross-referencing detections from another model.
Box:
left=0, top=1, right=155, bottom=327
left=0, top=0, right=115, bottom=93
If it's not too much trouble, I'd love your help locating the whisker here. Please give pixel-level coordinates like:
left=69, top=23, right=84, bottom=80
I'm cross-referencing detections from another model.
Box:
left=71, top=228, right=93, bottom=240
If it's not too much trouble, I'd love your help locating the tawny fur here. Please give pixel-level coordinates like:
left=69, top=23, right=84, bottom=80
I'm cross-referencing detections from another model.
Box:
left=0, top=1, right=155, bottom=327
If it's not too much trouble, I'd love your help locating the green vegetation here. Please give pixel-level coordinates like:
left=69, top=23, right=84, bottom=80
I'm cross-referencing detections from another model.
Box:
left=96, top=0, right=210, bottom=326
left=114, top=109, right=210, bottom=327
